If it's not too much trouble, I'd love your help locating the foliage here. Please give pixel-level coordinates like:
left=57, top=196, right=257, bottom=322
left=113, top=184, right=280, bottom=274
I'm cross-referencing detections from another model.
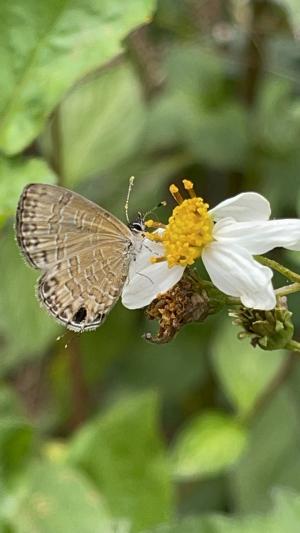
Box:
left=1, top=0, right=300, bottom=531
left=68, top=392, right=172, bottom=532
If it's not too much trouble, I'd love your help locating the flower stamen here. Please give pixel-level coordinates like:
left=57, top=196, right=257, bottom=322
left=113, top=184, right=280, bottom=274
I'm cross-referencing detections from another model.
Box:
left=145, top=220, right=166, bottom=229
left=182, top=179, right=196, bottom=198
left=150, top=256, right=167, bottom=264
left=146, top=232, right=163, bottom=243
left=169, top=184, right=184, bottom=205
left=145, top=180, right=214, bottom=268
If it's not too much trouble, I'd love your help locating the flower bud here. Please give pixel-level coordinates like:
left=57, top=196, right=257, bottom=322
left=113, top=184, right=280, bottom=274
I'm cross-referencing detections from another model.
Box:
left=229, top=297, right=294, bottom=350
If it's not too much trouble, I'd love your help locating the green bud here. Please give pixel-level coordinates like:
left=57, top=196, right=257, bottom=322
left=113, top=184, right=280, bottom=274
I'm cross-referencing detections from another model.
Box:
left=229, top=297, right=294, bottom=350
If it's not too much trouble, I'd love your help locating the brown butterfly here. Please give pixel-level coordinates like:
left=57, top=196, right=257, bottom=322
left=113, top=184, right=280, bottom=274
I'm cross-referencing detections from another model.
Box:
left=15, top=183, right=144, bottom=331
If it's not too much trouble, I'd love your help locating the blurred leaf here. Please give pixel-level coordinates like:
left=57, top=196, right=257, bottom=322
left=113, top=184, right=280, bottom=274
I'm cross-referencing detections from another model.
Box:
left=272, top=489, right=300, bottom=532
left=68, top=392, right=172, bottom=532
left=40, top=63, right=146, bottom=185
left=187, top=103, right=248, bottom=169
left=156, top=0, right=205, bottom=38
left=176, top=475, right=228, bottom=517
left=11, top=461, right=113, bottom=533
left=277, top=0, right=300, bottom=33
left=254, top=79, right=300, bottom=155
left=260, top=150, right=300, bottom=212
left=0, top=226, right=59, bottom=374
left=230, top=385, right=300, bottom=512
left=212, top=322, right=286, bottom=417
left=0, top=384, right=24, bottom=418
left=114, top=326, right=210, bottom=406
left=171, top=411, right=247, bottom=480
left=146, top=47, right=248, bottom=169
left=142, top=516, right=266, bottom=533
left=0, top=156, right=56, bottom=222
left=143, top=490, right=300, bottom=533
left=0, top=418, right=34, bottom=481
left=0, top=0, right=156, bottom=154
left=43, top=440, right=68, bottom=464
left=148, top=96, right=248, bottom=169
left=48, top=305, right=137, bottom=430
left=80, top=302, right=137, bottom=385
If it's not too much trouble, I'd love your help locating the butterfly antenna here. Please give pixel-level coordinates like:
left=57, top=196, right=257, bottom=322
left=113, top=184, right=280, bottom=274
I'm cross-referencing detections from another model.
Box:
left=125, top=176, right=135, bottom=224
left=144, top=200, right=167, bottom=220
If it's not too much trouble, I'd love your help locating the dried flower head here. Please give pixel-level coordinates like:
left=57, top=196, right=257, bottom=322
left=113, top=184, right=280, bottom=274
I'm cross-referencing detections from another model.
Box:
left=144, top=274, right=212, bottom=343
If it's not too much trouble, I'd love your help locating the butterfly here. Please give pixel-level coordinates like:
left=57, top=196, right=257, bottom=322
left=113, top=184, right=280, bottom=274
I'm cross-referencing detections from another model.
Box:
left=15, top=183, right=145, bottom=332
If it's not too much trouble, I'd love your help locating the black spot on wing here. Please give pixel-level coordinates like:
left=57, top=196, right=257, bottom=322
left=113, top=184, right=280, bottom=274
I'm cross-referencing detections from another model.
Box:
left=73, top=307, right=87, bottom=324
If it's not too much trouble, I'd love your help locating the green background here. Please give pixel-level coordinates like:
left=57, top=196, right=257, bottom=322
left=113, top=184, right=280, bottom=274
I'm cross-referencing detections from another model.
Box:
left=1, top=0, right=300, bottom=531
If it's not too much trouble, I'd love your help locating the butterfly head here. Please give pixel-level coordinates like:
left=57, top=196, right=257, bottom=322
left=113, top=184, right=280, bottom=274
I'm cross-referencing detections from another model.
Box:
left=128, top=212, right=145, bottom=234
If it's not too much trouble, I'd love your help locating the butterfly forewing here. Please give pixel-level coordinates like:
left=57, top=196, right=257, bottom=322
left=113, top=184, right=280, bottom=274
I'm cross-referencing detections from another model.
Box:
left=16, top=183, right=135, bottom=331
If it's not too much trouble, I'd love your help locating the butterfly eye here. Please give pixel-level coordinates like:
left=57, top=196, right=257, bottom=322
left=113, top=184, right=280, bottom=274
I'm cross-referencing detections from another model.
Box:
left=73, top=307, right=87, bottom=324
left=129, top=218, right=145, bottom=232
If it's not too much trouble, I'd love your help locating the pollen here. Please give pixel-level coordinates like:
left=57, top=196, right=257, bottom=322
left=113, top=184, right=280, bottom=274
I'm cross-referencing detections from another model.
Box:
left=145, top=180, right=214, bottom=268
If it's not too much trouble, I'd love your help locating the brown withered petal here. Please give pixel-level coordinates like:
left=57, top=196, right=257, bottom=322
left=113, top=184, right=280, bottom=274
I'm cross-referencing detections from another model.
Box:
left=144, top=273, right=211, bottom=344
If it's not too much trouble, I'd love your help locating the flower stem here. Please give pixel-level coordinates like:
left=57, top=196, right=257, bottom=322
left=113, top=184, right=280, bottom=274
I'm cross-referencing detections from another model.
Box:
left=255, top=256, right=300, bottom=283
left=275, top=283, right=300, bottom=297
left=196, top=278, right=240, bottom=306
left=286, top=340, right=300, bottom=352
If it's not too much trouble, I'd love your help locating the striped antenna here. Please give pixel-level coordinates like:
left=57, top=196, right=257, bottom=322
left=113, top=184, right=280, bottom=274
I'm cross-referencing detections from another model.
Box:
left=125, top=176, right=135, bottom=223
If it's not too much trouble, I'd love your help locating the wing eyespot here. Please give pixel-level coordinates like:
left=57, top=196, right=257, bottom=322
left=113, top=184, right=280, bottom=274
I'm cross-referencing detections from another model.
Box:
left=73, top=307, right=87, bottom=324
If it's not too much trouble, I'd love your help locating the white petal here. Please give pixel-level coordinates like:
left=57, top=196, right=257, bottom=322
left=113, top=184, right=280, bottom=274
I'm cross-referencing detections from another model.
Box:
left=214, top=218, right=300, bottom=254
left=209, top=192, right=271, bottom=222
left=202, top=241, right=276, bottom=310
left=121, top=237, right=185, bottom=309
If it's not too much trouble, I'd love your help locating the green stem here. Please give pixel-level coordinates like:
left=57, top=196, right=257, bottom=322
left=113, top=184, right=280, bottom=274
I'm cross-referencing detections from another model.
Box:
left=286, top=340, right=300, bottom=352
left=256, top=256, right=300, bottom=283
left=275, top=283, right=300, bottom=297
left=196, top=278, right=240, bottom=306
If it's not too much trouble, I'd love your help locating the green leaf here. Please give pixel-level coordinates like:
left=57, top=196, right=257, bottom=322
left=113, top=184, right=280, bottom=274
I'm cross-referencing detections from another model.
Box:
left=146, top=46, right=248, bottom=170
left=142, top=516, right=266, bottom=533
left=80, top=302, right=137, bottom=385
left=0, top=156, right=56, bottom=221
left=212, top=322, right=286, bottom=416
left=68, top=392, right=172, bottom=533
left=40, top=62, right=146, bottom=186
left=272, top=489, right=300, bottom=532
left=0, top=384, right=24, bottom=418
left=0, top=418, right=34, bottom=482
left=143, top=490, right=300, bottom=533
left=272, top=0, right=300, bottom=36
left=0, top=226, right=59, bottom=375
left=114, top=323, right=210, bottom=401
left=11, top=461, right=113, bottom=533
left=190, top=104, right=248, bottom=169
left=260, top=150, right=300, bottom=213
left=254, top=79, right=300, bottom=155
left=171, top=411, right=247, bottom=480
left=230, top=385, right=300, bottom=513
left=0, top=0, right=156, bottom=154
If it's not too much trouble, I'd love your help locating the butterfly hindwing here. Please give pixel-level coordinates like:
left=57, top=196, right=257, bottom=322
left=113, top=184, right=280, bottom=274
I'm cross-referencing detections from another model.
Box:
left=38, top=250, right=130, bottom=331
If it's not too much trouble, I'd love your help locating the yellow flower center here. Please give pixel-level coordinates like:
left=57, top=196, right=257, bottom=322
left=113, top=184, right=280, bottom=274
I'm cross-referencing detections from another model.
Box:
left=145, top=180, right=213, bottom=267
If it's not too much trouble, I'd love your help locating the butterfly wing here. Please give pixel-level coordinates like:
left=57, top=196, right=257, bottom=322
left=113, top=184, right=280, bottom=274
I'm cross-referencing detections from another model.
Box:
left=16, top=183, right=135, bottom=331
left=16, top=183, right=132, bottom=268
left=38, top=246, right=130, bottom=331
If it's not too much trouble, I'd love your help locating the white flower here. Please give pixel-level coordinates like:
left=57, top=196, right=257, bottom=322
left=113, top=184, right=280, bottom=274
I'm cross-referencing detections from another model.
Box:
left=121, top=183, right=300, bottom=311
